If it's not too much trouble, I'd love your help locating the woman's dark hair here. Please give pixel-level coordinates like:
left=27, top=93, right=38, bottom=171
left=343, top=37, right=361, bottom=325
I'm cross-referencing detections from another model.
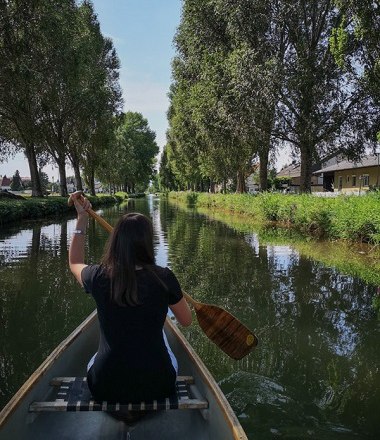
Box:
left=101, top=213, right=155, bottom=306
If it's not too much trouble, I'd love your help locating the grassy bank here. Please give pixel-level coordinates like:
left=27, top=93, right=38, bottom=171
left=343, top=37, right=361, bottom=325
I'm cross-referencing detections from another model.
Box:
left=169, top=191, right=380, bottom=244
left=0, top=194, right=123, bottom=225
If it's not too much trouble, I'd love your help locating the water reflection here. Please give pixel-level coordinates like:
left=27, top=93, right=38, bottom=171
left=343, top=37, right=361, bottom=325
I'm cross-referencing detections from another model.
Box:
left=158, top=202, right=379, bottom=439
left=0, top=197, right=379, bottom=439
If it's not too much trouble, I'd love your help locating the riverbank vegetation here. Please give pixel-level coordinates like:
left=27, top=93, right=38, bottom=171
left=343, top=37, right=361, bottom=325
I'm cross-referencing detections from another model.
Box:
left=160, top=0, right=380, bottom=194
left=169, top=193, right=380, bottom=310
left=0, top=194, right=122, bottom=225
left=169, top=192, right=380, bottom=245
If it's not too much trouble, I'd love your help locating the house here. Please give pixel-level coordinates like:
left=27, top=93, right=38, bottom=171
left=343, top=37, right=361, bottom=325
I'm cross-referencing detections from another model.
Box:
left=245, top=174, right=259, bottom=193
left=276, top=163, right=323, bottom=192
left=277, top=156, right=346, bottom=192
left=314, top=154, right=380, bottom=193
left=95, top=180, right=103, bottom=193
left=0, top=175, right=12, bottom=191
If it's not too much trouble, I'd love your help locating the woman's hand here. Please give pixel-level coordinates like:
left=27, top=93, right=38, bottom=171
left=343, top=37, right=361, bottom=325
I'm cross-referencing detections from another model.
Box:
left=69, top=191, right=92, bottom=217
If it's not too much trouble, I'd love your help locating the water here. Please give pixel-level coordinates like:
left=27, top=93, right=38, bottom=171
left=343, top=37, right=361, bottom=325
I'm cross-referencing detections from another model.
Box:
left=1, top=195, right=379, bottom=439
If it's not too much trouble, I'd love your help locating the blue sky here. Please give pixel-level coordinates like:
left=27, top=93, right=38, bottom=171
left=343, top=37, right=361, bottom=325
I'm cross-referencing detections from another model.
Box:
left=92, top=0, right=181, bottom=145
left=0, top=0, right=182, bottom=179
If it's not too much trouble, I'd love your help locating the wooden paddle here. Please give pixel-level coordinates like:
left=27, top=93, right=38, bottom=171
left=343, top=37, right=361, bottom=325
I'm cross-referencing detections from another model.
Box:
left=68, top=195, right=258, bottom=360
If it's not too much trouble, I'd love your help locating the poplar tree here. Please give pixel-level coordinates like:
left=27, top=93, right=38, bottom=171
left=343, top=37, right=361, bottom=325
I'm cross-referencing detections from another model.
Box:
left=0, top=0, right=46, bottom=196
left=100, top=112, right=159, bottom=193
left=169, top=0, right=288, bottom=192
left=69, top=1, right=122, bottom=195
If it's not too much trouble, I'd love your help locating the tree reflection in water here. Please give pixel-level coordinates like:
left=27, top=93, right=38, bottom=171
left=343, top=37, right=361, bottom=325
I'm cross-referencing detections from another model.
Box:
left=0, top=198, right=379, bottom=439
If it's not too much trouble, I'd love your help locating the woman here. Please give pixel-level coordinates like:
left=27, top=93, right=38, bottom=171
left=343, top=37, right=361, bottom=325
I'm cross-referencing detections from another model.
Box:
left=68, top=192, right=192, bottom=404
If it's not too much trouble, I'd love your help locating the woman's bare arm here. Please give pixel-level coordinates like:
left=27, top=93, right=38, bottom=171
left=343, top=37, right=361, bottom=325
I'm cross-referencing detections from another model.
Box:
left=169, top=297, right=192, bottom=326
left=68, top=192, right=91, bottom=285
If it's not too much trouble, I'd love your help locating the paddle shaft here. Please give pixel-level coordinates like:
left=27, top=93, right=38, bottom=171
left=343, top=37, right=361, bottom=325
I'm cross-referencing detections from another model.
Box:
left=68, top=195, right=258, bottom=359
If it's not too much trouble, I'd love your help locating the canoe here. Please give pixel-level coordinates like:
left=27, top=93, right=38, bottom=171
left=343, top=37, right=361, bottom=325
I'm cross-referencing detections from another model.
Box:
left=0, top=311, right=248, bottom=440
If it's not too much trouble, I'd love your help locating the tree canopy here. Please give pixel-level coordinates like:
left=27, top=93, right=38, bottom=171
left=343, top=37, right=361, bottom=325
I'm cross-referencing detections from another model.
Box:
left=162, top=0, right=373, bottom=193
left=0, top=0, right=159, bottom=197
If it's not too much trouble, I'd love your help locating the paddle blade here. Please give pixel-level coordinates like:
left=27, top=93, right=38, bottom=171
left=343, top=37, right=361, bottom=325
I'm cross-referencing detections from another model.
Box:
left=194, top=304, right=258, bottom=360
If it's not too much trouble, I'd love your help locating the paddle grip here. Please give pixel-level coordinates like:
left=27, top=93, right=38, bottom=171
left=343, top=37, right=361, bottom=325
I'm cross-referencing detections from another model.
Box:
left=68, top=194, right=114, bottom=233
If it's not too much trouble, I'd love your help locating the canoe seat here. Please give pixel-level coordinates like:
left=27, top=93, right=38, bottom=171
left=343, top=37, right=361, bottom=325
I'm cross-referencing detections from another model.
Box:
left=29, top=376, right=208, bottom=413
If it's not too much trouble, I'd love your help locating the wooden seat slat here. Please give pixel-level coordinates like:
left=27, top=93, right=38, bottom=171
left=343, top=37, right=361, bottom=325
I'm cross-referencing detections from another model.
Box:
left=29, top=376, right=207, bottom=413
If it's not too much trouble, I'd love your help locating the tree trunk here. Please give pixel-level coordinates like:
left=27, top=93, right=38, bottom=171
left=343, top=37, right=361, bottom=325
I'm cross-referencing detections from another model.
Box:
left=25, top=143, right=44, bottom=197
left=258, top=109, right=274, bottom=191
left=236, top=170, right=246, bottom=193
left=73, top=162, right=83, bottom=191
left=300, top=144, right=313, bottom=193
left=89, top=167, right=96, bottom=196
left=57, top=153, right=68, bottom=197
left=259, top=149, right=269, bottom=191
left=210, top=179, right=215, bottom=193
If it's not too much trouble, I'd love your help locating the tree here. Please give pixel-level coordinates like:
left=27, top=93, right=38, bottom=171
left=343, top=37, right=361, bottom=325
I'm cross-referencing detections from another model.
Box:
left=0, top=0, right=48, bottom=197
left=35, top=0, right=90, bottom=197
left=330, top=1, right=380, bottom=147
left=170, top=0, right=289, bottom=192
left=0, top=0, right=123, bottom=197
left=171, top=0, right=253, bottom=193
left=101, top=112, right=159, bottom=193
left=274, top=0, right=365, bottom=192
left=38, top=170, right=49, bottom=194
left=10, top=170, right=22, bottom=191
left=68, top=1, right=122, bottom=194
left=159, top=144, right=180, bottom=191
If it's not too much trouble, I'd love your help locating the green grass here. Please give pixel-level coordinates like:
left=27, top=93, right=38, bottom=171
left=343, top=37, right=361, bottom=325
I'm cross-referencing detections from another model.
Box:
left=169, top=191, right=380, bottom=244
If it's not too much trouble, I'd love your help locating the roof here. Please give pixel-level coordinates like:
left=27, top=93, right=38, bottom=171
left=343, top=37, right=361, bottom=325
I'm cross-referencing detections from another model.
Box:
left=277, top=163, right=301, bottom=178
left=314, top=155, right=380, bottom=174
left=277, top=162, right=322, bottom=178
left=1, top=176, right=11, bottom=186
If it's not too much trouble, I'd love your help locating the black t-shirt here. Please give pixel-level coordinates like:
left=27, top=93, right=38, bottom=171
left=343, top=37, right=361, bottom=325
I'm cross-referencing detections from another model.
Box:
left=81, top=264, right=183, bottom=403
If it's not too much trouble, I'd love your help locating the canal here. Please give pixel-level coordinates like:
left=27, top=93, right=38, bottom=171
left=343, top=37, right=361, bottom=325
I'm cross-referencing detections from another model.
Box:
left=1, top=195, right=379, bottom=439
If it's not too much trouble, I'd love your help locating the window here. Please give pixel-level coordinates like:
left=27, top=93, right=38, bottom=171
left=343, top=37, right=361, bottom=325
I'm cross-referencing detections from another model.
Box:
left=352, top=175, right=356, bottom=187
left=362, top=174, right=369, bottom=186
left=338, top=176, right=343, bottom=190
left=346, top=175, right=350, bottom=183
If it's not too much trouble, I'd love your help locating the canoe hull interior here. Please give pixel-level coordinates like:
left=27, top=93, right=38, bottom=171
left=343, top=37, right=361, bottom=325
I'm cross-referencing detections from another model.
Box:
left=0, top=312, right=247, bottom=440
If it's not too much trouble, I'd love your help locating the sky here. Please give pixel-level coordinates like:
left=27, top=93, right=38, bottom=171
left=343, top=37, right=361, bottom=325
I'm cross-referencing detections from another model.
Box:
left=0, top=0, right=288, bottom=181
